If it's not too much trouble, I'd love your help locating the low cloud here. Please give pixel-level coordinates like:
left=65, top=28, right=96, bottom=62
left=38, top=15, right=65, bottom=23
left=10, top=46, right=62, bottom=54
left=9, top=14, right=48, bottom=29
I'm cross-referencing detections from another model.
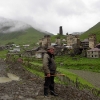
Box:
left=0, top=0, right=100, bottom=35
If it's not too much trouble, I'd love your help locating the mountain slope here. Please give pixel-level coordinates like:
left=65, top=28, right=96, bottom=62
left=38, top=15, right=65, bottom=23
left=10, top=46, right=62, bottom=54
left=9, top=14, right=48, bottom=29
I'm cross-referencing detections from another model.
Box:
left=0, top=17, right=53, bottom=45
left=0, top=28, right=47, bottom=45
left=80, top=22, right=100, bottom=42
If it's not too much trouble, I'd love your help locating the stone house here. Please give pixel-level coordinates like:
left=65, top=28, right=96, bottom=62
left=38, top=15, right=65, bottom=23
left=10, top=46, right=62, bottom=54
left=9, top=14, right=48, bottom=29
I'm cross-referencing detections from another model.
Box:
left=22, top=46, right=40, bottom=57
left=38, top=39, right=43, bottom=47
left=66, top=34, right=80, bottom=47
left=0, top=45, right=5, bottom=50
left=35, top=49, right=47, bottom=58
left=81, top=39, right=89, bottom=49
left=9, top=47, right=20, bottom=53
left=55, top=37, right=61, bottom=46
left=87, top=48, right=100, bottom=58
left=39, top=35, right=51, bottom=49
left=88, top=34, right=96, bottom=49
left=22, top=44, right=30, bottom=48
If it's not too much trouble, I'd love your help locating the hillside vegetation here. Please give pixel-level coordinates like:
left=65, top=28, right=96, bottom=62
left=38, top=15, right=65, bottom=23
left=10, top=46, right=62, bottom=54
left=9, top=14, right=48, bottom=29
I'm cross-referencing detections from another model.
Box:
left=80, top=22, right=100, bottom=43
left=51, top=34, right=66, bottom=42
left=0, top=27, right=52, bottom=45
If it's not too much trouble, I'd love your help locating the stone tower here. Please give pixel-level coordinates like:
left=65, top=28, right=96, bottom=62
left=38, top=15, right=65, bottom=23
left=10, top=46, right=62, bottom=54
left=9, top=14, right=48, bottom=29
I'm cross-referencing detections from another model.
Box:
left=55, top=37, right=61, bottom=46
left=42, top=35, right=51, bottom=48
left=89, top=34, right=96, bottom=48
left=66, top=34, right=80, bottom=47
left=59, top=26, right=63, bottom=35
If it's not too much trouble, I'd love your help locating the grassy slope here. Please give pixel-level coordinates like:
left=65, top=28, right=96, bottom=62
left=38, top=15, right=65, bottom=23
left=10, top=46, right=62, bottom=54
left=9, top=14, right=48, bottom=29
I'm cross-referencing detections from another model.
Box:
left=24, top=56, right=97, bottom=87
left=55, top=55, right=100, bottom=73
left=80, top=22, right=100, bottom=42
left=0, top=28, right=47, bottom=45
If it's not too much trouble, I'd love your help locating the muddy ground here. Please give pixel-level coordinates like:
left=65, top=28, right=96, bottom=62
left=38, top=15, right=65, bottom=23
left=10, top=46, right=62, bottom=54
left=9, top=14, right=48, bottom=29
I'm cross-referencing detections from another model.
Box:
left=0, top=59, right=100, bottom=100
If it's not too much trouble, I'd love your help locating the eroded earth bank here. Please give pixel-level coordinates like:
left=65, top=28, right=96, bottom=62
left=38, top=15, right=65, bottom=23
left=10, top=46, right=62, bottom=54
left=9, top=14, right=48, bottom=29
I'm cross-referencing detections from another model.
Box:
left=0, top=59, right=100, bottom=100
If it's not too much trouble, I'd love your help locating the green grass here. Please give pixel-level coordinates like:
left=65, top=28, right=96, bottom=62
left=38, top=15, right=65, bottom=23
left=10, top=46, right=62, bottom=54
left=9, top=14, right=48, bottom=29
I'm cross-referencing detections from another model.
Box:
left=25, top=66, right=44, bottom=77
left=55, top=55, right=100, bottom=73
left=57, top=67, right=94, bottom=87
left=0, top=50, right=8, bottom=58
left=30, top=62, right=42, bottom=66
left=24, top=59, right=95, bottom=87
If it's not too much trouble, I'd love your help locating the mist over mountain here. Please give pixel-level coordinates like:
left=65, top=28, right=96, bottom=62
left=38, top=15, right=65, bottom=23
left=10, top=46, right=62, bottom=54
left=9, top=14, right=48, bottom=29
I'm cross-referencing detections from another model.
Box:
left=0, top=17, right=53, bottom=45
left=0, top=17, right=32, bottom=33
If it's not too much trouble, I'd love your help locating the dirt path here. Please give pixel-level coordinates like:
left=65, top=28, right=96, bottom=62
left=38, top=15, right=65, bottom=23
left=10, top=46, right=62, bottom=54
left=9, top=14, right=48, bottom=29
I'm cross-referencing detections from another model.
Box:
left=67, top=69, right=100, bottom=88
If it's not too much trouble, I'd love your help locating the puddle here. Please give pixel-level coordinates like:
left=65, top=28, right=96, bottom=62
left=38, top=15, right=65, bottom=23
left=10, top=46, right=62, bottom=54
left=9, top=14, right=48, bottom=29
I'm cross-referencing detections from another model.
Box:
left=0, top=73, right=20, bottom=83
left=0, top=77, right=12, bottom=83
left=7, top=73, right=20, bottom=81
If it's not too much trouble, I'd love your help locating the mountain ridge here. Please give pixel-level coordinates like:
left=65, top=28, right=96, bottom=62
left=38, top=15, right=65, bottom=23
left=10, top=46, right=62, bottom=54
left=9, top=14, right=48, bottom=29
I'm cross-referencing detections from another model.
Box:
left=0, top=17, right=53, bottom=45
left=80, top=22, right=100, bottom=42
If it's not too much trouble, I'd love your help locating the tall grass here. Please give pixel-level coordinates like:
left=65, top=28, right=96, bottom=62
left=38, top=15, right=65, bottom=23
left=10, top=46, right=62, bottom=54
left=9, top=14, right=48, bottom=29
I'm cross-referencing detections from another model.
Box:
left=0, top=50, right=8, bottom=58
left=55, top=55, right=100, bottom=72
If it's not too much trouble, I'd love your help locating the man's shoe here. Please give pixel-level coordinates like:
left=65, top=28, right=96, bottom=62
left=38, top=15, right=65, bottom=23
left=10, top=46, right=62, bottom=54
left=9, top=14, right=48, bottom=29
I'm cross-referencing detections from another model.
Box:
left=50, top=91, right=58, bottom=96
left=44, top=88, right=48, bottom=97
left=44, top=95, right=49, bottom=98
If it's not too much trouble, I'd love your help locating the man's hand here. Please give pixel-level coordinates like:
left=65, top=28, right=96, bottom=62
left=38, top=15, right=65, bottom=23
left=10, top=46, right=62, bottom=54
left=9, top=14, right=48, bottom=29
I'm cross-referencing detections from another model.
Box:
left=47, top=73, right=50, bottom=77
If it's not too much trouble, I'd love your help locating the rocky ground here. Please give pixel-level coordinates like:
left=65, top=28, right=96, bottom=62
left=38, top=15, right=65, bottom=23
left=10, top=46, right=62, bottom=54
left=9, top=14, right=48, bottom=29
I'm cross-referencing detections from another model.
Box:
left=0, top=59, right=100, bottom=100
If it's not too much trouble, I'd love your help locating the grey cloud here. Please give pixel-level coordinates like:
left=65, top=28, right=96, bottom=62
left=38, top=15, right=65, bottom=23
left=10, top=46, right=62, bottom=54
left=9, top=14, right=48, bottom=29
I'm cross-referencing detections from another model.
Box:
left=55, top=0, right=87, bottom=16
left=0, top=0, right=100, bottom=34
left=92, top=0, right=100, bottom=12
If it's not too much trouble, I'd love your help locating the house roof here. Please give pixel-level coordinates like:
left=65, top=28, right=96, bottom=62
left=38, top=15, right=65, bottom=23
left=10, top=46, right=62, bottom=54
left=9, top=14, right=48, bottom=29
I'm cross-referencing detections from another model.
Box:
left=96, top=43, right=100, bottom=47
left=32, top=47, right=40, bottom=51
left=82, top=39, right=89, bottom=42
left=51, top=43, right=57, bottom=46
left=36, top=49, right=47, bottom=53
left=97, top=43, right=100, bottom=45
left=87, top=48, right=100, bottom=51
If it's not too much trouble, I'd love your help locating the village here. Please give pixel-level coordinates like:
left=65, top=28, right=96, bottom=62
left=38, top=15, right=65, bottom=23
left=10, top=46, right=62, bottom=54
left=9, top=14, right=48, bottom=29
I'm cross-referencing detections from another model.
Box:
left=0, top=26, right=100, bottom=59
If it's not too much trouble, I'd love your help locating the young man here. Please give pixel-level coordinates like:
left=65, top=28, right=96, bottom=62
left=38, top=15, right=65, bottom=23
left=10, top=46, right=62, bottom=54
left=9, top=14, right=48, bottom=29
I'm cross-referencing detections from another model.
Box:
left=43, top=46, right=58, bottom=97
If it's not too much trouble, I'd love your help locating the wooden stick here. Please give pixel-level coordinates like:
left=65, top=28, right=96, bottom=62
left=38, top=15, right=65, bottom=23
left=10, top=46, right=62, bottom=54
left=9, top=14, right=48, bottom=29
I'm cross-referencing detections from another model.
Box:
left=28, top=78, right=37, bottom=81
left=45, top=74, right=65, bottom=77
left=28, top=74, right=65, bottom=80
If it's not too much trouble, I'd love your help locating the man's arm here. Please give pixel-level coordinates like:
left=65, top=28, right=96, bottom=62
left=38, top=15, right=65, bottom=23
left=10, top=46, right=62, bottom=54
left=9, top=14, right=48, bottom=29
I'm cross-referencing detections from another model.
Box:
left=43, top=54, right=50, bottom=74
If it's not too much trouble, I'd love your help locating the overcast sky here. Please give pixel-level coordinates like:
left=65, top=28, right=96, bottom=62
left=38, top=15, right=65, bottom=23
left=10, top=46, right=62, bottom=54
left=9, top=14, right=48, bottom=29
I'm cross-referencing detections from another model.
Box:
left=0, top=0, right=100, bottom=35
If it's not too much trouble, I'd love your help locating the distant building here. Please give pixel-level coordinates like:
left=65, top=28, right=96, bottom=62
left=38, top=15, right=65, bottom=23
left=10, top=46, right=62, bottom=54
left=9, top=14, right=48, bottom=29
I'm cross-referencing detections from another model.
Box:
left=23, top=44, right=30, bottom=48
left=87, top=48, right=100, bottom=58
left=35, top=49, right=46, bottom=58
left=51, top=43, right=57, bottom=46
left=41, top=35, right=51, bottom=48
left=81, top=39, right=89, bottom=49
left=55, top=37, right=61, bottom=46
left=89, top=34, right=96, bottom=49
left=0, top=45, right=5, bottom=50
left=9, top=47, right=20, bottom=53
left=66, top=34, right=80, bottom=47
left=59, top=26, right=63, bottom=35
